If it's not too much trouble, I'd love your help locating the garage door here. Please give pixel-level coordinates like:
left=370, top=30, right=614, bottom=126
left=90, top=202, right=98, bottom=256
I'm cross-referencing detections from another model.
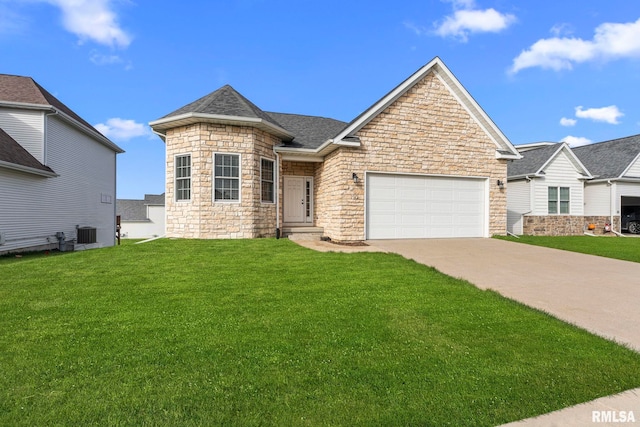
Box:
left=366, top=174, right=486, bottom=239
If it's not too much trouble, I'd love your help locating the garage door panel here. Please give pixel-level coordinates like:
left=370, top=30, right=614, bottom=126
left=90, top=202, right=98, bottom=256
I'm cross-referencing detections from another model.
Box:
left=367, top=174, right=486, bottom=239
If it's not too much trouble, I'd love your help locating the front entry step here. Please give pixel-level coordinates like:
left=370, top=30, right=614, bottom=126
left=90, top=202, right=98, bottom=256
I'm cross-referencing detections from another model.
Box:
left=282, top=226, right=324, bottom=241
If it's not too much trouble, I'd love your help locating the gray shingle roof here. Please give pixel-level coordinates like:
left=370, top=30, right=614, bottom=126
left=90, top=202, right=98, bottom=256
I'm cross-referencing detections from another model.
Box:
left=116, top=194, right=165, bottom=221
left=160, top=85, right=284, bottom=130
left=507, top=143, right=562, bottom=177
left=0, top=74, right=110, bottom=144
left=573, top=134, right=640, bottom=179
left=0, top=127, right=55, bottom=174
left=265, top=112, right=347, bottom=149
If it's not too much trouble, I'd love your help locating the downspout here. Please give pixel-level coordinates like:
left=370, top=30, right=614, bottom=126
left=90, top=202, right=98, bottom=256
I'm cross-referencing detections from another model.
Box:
left=273, top=148, right=281, bottom=239
left=608, top=180, right=614, bottom=233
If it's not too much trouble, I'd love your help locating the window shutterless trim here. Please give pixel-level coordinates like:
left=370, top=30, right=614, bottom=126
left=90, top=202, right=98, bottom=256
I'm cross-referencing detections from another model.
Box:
left=175, top=153, right=191, bottom=201
left=260, top=157, right=275, bottom=203
left=213, top=152, right=241, bottom=203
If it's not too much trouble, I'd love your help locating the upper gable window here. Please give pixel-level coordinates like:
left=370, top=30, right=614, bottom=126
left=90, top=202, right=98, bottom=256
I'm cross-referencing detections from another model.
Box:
left=175, top=154, right=191, bottom=201
left=548, top=186, right=569, bottom=214
left=261, top=158, right=275, bottom=203
left=214, top=153, right=240, bottom=202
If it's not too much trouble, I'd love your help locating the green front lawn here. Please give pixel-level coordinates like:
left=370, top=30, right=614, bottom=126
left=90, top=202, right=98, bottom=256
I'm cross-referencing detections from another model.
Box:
left=496, top=235, right=640, bottom=263
left=2, top=239, right=640, bottom=426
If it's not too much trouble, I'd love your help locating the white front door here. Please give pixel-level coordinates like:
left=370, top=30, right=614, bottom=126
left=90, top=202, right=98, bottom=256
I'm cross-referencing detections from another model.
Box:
left=284, top=176, right=313, bottom=224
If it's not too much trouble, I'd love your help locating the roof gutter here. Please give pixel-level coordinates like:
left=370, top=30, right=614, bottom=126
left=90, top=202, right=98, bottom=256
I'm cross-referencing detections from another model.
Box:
left=0, top=160, right=58, bottom=177
left=507, top=173, right=544, bottom=181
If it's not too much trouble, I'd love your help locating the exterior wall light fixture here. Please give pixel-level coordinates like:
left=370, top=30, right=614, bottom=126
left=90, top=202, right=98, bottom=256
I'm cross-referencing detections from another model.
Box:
left=352, top=173, right=359, bottom=183
left=497, top=179, right=505, bottom=189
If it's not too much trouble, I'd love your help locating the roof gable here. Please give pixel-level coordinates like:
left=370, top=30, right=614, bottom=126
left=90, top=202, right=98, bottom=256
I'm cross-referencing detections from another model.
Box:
left=573, top=134, right=640, bottom=180
left=0, top=127, right=56, bottom=177
left=508, top=142, right=591, bottom=179
left=0, top=74, right=123, bottom=154
left=331, top=57, right=521, bottom=159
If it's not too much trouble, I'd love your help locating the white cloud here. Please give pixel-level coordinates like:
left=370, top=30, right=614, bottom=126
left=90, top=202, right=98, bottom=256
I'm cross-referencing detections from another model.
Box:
left=550, top=23, right=574, bottom=37
left=94, top=118, right=152, bottom=141
left=560, top=117, right=577, bottom=127
left=575, top=105, right=623, bottom=124
left=434, top=1, right=516, bottom=42
left=561, top=135, right=593, bottom=147
left=511, top=18, right=640, bottom=73
left=46, top=0, right=131, bottom=48
left=403, top=21, right=427, bottom=36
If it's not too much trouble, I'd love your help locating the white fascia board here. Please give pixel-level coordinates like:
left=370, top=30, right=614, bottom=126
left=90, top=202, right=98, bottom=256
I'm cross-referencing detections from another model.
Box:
left=514, top=142, right=557, bottom=152
left=0, top=101, right=51, bottom=111
left=507, top=173, right=543, bottom=181
left=149, top=112, right=295, bottom=141
left=0, top=160, right=58, bottom=177
left=496, top=151, right=522, bottom=160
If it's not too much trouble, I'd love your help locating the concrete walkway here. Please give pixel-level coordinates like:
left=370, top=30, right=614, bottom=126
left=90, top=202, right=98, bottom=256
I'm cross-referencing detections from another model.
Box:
left=292, top=237, right=640, bottom=426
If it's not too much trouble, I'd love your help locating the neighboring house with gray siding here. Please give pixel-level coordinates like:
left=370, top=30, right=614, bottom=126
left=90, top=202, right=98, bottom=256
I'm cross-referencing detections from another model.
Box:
left=150, top=57, right=521, bottom=242
left=0, top=74, right=124, bottom=254
left=116, top=193, right=165, bottom=239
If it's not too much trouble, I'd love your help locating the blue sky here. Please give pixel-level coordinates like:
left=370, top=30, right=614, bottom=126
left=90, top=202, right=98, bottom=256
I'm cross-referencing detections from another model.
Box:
left=2, top=0, right=639, bottom=199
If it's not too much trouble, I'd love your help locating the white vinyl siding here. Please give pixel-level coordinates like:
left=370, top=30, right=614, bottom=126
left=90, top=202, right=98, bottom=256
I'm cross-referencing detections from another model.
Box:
left=0, top=115, right=117, bottom=252
left=584, top=182, right=612, bottom=216
left=532, top=151, right=584, bottom=215
left=0, top=108, right=45, bottom=163
left=623, top=156, right=640, bottom=178
left=506, top=179, right=530, bottom=235
left=366, top=174, right=486, bottom=239
left=120, top=205, right=165, bottom=239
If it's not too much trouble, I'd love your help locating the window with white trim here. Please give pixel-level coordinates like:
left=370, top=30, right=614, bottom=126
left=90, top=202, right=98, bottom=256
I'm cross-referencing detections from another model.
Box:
left=214, top=153, right=240, bottom=201
left=261, top=158, right=275, bottom=203
left=175, top=154, right=191, bottom=201
left=548, top=186, right=570, bottom=214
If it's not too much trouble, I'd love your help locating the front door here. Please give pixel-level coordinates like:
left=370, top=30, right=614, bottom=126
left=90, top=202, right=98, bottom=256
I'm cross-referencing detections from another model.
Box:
left=284, top=176, right=313, bottom=224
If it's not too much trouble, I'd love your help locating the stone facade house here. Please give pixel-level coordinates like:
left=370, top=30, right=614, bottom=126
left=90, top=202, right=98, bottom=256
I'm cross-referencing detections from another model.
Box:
left=149, top=57, right=521, bottom=242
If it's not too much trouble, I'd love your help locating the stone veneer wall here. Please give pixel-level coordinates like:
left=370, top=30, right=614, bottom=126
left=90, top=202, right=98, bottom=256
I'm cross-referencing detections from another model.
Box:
left=165, top=123, right=280, bottom=239
left=522, top=215, right=621, bottom=236
left=315, top=71, right=508, bottom=241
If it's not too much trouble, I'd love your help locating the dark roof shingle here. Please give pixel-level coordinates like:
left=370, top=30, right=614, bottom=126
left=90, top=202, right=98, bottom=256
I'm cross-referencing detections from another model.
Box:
left=507, top=143, right=562, bottom=177
left=0, top=127, right=55, bottom=174
left=161, top=85, right=284, bottom=130
left=573, top=134, right=640, bottom=179
left=265, top=112, right=347, bottom=149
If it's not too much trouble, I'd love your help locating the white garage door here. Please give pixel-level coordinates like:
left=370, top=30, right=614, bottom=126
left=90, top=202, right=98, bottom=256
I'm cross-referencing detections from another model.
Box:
left=366, top=174, right=486, bottom=239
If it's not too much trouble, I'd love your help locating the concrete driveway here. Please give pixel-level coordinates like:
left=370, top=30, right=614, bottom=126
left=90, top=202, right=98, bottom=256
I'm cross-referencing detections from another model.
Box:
left=367, top=238, right=640, bottom=352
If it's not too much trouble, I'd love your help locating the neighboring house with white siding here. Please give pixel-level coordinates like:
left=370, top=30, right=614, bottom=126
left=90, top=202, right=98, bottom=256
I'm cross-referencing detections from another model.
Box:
left=507, top=134, right=640, bottom=235
left=507, top=142, right=592, bottom=235
left=116, top=193, right=165, bottom=239
left=0, top=74, right=124, bottom=254
left=573, top=134, right=640, bottom=234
